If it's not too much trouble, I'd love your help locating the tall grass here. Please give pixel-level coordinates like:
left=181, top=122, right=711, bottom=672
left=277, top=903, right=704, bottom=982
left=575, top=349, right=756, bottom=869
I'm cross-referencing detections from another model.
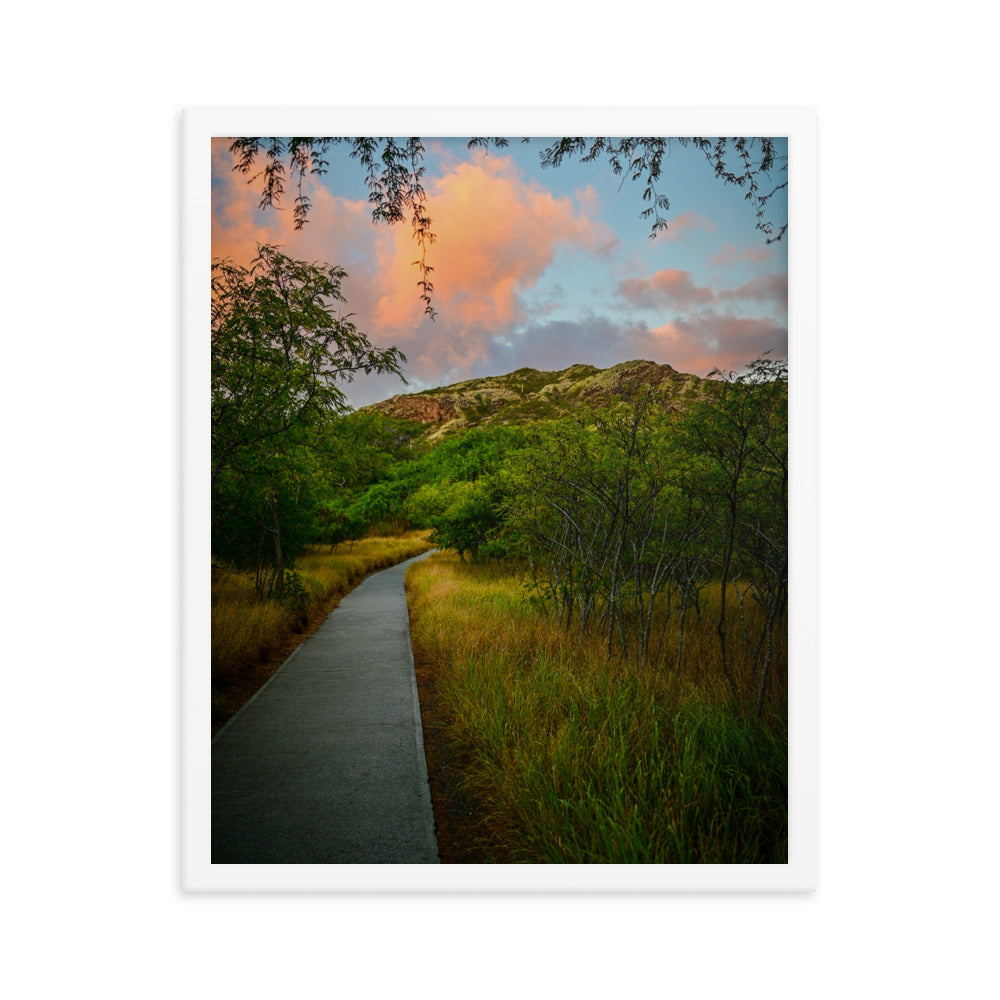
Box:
left=406, top=552, right=786, bottom=864
left=212, top=531, right=432, bottom=732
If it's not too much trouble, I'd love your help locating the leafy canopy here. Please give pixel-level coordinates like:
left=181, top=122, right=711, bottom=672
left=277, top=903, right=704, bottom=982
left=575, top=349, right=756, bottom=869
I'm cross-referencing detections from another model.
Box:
left=211, top=243, right=406, bottom=481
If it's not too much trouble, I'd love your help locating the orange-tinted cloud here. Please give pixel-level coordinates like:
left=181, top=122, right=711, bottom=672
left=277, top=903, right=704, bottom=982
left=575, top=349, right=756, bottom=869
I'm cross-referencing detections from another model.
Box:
left=369, top=152, right=617, bottom=369
left=211, top=139, right=404, bottom=377
left=640, top=312, right=786, bottom=376
left=211, top=143, right=620, bottom=396
left=212, top=138, right=295, bottom=264
left=210, top=142, right=786, bottom=406
left=211, top=138, right=374, bottom=276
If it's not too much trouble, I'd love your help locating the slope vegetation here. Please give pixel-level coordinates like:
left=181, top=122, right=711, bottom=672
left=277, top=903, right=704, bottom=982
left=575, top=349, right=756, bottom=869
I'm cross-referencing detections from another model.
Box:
left=366, top=359, right=716, bottom=441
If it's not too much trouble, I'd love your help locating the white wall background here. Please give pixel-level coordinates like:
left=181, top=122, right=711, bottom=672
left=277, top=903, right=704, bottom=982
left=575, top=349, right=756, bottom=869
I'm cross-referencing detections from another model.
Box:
left=3, top=3, right=996, bottom=996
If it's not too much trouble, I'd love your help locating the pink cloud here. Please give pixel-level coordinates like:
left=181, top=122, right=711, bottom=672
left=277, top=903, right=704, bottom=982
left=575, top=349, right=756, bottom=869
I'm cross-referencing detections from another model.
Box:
left=616, top=269, right=716, bottom=309
left=616, top=267, right=787, bottom=315
left=210, top=142, right=786, bottom=408
left=211, top=139, right=413, bottom=379
left=211, top=144, right=621, bottom=396
left=211, top=138, right=376, bottom=275
left=637, top=312, right=787, bottom=376
left=367, top=151, right=618, bottom=378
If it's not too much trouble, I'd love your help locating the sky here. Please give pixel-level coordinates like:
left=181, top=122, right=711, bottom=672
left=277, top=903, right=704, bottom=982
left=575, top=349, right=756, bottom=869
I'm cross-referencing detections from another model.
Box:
left=211, top=137, right=788, bottom=409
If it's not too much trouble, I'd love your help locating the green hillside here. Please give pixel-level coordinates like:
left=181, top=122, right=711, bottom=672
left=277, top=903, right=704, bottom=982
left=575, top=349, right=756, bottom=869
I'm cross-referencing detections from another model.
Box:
left=365, top=359, right=717, bottom=441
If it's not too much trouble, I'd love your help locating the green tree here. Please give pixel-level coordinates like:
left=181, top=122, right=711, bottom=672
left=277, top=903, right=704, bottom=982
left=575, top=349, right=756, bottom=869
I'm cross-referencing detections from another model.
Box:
left=506, top=395, right=707, bottom=665
left=211, top=243, right=406, bottom=592
left=408, top=476, right=508, bottom=562
left=389, top=425, right=527, bottom=559
left=679, top=356, right=788, bottom=714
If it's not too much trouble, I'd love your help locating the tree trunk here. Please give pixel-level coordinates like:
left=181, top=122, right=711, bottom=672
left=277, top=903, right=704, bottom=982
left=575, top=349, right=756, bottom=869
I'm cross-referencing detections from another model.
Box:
left=716, top=492, right=740, bottom=707
left=271, top=498, right=284, bottom=595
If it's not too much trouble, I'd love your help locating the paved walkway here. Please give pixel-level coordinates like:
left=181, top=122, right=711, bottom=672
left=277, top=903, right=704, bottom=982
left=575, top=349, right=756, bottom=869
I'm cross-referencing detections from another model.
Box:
left=212, top=549, right=439, bottom=864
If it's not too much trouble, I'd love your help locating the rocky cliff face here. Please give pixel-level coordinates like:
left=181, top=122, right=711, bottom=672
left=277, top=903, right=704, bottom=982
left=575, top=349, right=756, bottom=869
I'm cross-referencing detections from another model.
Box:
left=369, top=394, right=458, bottom=424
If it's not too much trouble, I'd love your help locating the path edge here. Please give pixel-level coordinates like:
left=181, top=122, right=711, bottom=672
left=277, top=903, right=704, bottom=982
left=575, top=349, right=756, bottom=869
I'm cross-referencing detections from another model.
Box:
left=403, top=549, right=440, bottom=863
left=211, top=643, right=304, bottom=745
left=211, top=545, right=435, bottom=746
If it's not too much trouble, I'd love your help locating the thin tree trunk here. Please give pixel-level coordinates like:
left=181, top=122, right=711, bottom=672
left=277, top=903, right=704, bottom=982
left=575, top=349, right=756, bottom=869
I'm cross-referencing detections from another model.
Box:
left=716, top=493, right=740, bottom=707
left=755, top=566, right=787, bottom=719
left=271, top=498, right=284, bottom=595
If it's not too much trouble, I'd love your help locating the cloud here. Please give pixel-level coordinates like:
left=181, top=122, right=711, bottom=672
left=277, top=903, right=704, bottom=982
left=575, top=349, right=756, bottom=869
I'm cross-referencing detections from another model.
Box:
left=211, top=140, right=416, bottom=405
left=212, top=146, right=619, bottom=401
left=293, top=305, right=789, bottom=409
left=211, top=138, right=377, bottom=280
left=717, top=273, right=788, bottom=308
left=638, top=312, right=787, bottom=376
left=616, top=268, right=716, bottom=310
left=442, top=310, right=785, bottom=391
left=366, top=150, right=618, bottom=379
left=488, top=315, right=646, bottom=376
left=616, top=267, right=787, bottom=315
left=210, top=141, right=786, bottom=409
left=655, top=211, right=717, bottom=242
left=709, top=241, right=773, bottom=266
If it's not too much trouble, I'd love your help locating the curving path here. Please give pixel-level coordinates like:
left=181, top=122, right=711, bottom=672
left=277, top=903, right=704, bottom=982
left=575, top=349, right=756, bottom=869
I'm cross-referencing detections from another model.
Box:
left=211, top=549, right=439, bottom=864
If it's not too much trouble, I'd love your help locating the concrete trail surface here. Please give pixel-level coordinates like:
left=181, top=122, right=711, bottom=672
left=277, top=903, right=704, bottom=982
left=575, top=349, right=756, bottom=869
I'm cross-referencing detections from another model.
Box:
left=212, top=549, right=439, bottom=864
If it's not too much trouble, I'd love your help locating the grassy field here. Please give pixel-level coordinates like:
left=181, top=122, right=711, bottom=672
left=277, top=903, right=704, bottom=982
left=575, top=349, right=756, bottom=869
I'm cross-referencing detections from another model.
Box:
left=406, top=551, right=787, bottom=864
left=211, top=531, right=433, bottom=734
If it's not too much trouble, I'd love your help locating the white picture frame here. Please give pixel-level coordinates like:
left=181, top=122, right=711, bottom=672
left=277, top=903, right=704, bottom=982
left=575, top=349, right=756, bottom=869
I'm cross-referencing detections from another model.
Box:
left=182, top=108, right=817, bottom=892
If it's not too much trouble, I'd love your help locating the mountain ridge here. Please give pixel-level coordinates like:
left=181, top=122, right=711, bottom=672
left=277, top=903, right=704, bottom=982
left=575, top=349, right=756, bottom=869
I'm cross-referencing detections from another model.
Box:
left=364, top=359, right=715, bottom=440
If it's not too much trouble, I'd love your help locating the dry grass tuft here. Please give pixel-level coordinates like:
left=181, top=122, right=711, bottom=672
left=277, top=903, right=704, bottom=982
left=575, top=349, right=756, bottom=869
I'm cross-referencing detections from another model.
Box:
left=211, top=531, right=433, bottom=734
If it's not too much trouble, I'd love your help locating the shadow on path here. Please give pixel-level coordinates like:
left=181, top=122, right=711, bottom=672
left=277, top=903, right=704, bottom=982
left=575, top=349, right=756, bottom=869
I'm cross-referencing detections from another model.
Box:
left=211, top=549, right=439, bottom=864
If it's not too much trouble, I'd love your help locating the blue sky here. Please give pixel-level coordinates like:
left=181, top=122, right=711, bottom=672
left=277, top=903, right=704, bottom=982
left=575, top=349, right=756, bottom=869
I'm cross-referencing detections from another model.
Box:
left=212, top=137, right=788, bottom=408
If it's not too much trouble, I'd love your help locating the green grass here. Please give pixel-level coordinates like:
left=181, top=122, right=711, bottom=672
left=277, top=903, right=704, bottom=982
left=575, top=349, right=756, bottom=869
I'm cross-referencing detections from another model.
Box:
left=406, top=552, right=787, bottom=863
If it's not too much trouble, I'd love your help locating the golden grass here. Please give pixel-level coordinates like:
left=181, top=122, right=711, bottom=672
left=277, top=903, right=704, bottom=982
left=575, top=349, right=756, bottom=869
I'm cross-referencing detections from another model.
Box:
left=406, top=552, right=787, bottom=863
left=410, top=554, right=786, bottom=712
left=211, top=531, right=433, bottom=733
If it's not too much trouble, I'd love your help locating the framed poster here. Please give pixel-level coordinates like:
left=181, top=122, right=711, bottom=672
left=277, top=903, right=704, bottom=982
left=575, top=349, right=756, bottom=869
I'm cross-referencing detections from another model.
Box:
left=182, top=109, right=817, bottom=891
